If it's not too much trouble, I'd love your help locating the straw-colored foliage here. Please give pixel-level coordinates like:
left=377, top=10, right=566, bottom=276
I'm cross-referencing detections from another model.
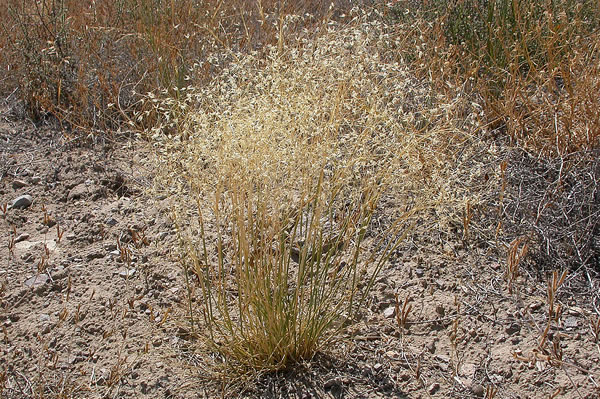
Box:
left=151, top=15, right=478, bottom=373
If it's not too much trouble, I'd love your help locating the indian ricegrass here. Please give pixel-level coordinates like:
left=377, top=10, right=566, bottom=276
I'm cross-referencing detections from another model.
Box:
left=177, top=171, right=413, bottom=373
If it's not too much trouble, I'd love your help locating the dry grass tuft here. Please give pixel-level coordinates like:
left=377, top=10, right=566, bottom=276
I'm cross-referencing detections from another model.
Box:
left=150, top=12, right=484, bottom=375
left=177, top=173, right=410, bottom=374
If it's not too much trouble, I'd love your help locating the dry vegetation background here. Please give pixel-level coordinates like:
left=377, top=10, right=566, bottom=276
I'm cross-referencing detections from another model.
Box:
left=1, top=0, right=600, bottom=398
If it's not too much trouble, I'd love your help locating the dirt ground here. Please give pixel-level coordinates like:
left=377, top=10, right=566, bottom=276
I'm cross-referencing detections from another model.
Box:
left=1, top=108, right=599, bottom=398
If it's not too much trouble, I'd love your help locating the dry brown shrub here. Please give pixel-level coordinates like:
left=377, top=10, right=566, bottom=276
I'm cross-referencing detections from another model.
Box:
left=385, top=0, right=600, bottom=272
left=0, top=0, right=367, bottom=133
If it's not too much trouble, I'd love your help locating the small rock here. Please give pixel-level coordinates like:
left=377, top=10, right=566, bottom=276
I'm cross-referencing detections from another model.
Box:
left=14, top=233, right=30, bottom=243
left=104, top=243, right=117, bottom=251
left=24, top=274, right=50, bottom=288
left=86, top=251, right=105, bottom=261
left=167, top=271, right=178, bottom=281
left=116, top=268, right=136, bottom=278
left=68, top=354, right=82, bottom=364
left=11, top=195, right=33, bottom=210
left=505, top=323, right=521, bottom=335
left=471, top=384, right=485, bottom=397
left=39, top=314, right=50, bottom=322
left=529, top=301, right=544, bottom=311
left=415, top=268, right=424, bottom=277
left=564, top=317, right=578, bottom=329
left=30, top=176, right=41, bottom=184
left=373, top=363, right=382, bottom=371
left=383, top=306, right=396, bottom=319
left=461, top=362, right=477, bottom=378
left=52, top=267, right=67, bottom=280
left=435, top=304, right=445, bottom=316
left=109, top=250, right=121, bottom=258
left=105, top=217, right=118, bottom=226
left=428, top=382, right=440, bottom=394
left=427, top=340, right=436, bottom=354
left=12, top=180, right=28, bottom=189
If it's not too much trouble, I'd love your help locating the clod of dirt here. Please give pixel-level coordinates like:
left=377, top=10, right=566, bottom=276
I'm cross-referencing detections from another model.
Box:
left=67, top=183, right=91, bottom=201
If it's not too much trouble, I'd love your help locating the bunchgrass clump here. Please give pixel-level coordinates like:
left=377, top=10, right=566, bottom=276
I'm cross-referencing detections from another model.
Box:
left=150, top=13, right=480, bottom=376
left=176, top=171, right=410, bottom=373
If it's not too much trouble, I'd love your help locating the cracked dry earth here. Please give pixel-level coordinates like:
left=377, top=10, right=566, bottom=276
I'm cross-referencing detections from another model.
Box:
left=1, top=111, right=600, bottom=398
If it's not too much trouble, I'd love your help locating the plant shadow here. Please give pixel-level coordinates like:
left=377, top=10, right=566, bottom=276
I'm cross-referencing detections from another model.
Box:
left=246, top=352, right=409, bottom=399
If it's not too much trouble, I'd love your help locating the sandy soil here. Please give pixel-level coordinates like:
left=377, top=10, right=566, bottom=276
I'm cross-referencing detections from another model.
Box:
left=1, top=110, right=599, bottom=398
